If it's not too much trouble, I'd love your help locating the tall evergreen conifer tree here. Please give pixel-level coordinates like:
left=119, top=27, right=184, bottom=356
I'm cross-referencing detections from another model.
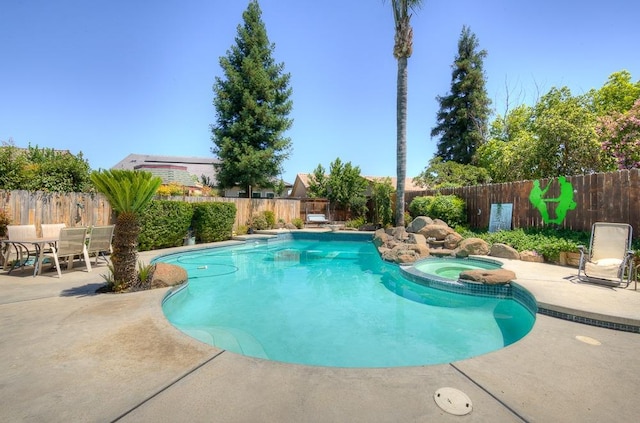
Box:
left=211, top=1, right=293, bottom=196
left=432, top=26, right=491, bottom=164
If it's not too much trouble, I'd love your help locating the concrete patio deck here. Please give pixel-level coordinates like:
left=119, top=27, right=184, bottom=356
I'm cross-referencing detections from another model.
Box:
left=1, top=240, right=639, bottom=422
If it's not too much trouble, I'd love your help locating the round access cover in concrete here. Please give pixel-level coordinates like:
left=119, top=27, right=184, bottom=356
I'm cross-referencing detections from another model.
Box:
left=434, top=387, right=473, bottom=416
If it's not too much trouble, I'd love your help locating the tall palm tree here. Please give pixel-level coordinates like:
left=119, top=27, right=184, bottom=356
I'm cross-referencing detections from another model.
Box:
left=90, top=169, right=162, bottom=289
left=387, top=0, right=423, bottom=226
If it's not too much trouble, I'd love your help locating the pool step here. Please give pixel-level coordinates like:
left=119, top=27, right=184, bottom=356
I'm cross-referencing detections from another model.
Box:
left=180, top=325, right=269, bottom=359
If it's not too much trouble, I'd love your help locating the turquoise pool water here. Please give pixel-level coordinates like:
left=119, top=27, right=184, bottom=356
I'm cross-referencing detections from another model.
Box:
left=160, top=239, right=535, bottom=368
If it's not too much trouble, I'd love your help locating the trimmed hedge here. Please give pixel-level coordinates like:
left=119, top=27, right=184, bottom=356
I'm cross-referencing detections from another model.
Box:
left=192, top=202, right=236, bottom=243
left=139, top=200, right=193, bottom=251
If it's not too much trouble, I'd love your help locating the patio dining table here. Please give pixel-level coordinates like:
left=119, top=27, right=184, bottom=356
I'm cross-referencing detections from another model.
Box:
left=1, top=237, right=59, bottom=277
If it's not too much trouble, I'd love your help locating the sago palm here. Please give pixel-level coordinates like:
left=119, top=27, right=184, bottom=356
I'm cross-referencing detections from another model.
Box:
left=387, top=0, right=423, bottom=226
left=90, top=169, right=162, bottom=289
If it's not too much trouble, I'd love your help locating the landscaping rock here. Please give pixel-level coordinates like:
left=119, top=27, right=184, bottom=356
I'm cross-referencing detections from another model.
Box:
left=150, top=263, right=188, bottom=288
left=387, top=226, right=409, bottom=241
left=443, top=232, right=463, bottom=249
left=372, top=229, right=390, bottom=248
left=407, top=233, right=428, bottom=245
left=520, top=250, right=544, bottom=262
left=490, top=243, right=520, bottom=260
left=459, top=268, right=516, bottom=285
left=455, top=238, right=490, bottom=257
left=418, top=224, right=455, bottom=240
left=406, top=216, right=433, bottom=233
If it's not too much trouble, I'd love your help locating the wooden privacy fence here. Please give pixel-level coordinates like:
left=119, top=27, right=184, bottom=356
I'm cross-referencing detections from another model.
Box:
left=0, top=191, right=301, bottom=232
left=169, top=196, right=301, bottom=229
left=0, top=191, right=113, bottom=232
left=405, top=169, right=640, bottom=236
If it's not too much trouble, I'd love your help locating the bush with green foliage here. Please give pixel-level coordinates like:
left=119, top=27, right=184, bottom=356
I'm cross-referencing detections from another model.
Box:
left=408, top=196, right=433, bottom=218
left=345, top=216, right=366, bottom=229
left=192, top=202, right=236, bottom=242
left=408, top=195, right=466, bottom=227
left=0, top=208, right=11, bottom=237
left=250, top=213, right=269, bottom=230
left=0, top=143, right=92, bottom=192
left=291, top=217, right=304, bottom=229
left=138, top=200, right=194, bottom=251
left=263, top=210, right=276, bottom=229
left=461, top=227, right=589, bottom=262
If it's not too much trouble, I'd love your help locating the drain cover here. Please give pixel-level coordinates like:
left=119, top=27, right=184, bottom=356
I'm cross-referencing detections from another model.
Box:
left=434, top=387, right=473, bottom=416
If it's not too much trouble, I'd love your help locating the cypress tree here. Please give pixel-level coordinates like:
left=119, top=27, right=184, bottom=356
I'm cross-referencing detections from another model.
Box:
left=432, top=25, right=491, bottom=164
left=211, top=0, right=293, bottom=196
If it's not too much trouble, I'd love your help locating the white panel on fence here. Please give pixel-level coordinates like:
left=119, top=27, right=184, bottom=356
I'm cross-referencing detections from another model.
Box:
left=489, top=203, right=513, bottom=232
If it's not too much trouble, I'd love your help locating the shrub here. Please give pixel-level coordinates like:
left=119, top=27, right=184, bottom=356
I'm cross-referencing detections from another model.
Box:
left=251, top=213, right=269, bottom=230
left=408, top=195, right=466, bottom=227
left=291, top=217, right=304, bottom=229
left=345, top=216, right=366, bottom=229
left=408, top=196, right=433, bottom=218
left=138, top=200, right=193, bottom=251
left=263, top=210, right=276, bottom=229
left=0, top=208, right=11, bottom=237
left=192, top=202, right=236, bottom=242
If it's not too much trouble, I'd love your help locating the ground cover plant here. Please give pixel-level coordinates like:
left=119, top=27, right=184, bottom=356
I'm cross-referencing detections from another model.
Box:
left=460, top=227, right=590, bottom=262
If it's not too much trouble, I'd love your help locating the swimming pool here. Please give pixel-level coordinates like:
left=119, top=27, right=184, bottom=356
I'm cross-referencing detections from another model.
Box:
left=159, top=235, right=536, bottom=367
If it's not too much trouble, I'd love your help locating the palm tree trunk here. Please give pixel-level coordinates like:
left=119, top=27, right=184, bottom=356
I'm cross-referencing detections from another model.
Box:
left=395, top=56, right=408, bottom=227
left=111, top=212, right=139, bottom=289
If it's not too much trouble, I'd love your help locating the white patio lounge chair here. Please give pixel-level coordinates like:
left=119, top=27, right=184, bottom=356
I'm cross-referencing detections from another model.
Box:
left=43, top=227, right=91, bottom=278
left=86, top=225, right=114, bottom=265
left=577, top=222, right=633, bottom=287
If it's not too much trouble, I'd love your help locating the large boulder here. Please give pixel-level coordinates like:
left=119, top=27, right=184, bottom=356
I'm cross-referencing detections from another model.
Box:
left=150, top=263, right=188, bottom=288
left=387, top=226, right=409, bottom=241
left=372, top=228, right=390, bottom=248
left=459, top=269, right=516, bottom=285
left=418, top=224, right=455, bottom=240
left=407, top=232, right=428, bottom=246
left=443, top=232, right=463, bottom=249
left=455, top=238, right=490, bottom=257
left=406, top=216, right=433, bottom=233
left=489, top=243, right=520, bottom=260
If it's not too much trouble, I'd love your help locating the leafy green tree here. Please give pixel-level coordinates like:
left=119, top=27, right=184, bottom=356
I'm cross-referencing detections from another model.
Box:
left=326, top=158, right=368, bottom=218
left=589, top=70, right=640, bottom=116
left=0, top=142, right=91, bottom=192
left=598, top=99, right=640, bottom=169
left=476, top=105, right=536, bottom=182
left=386, top=0, right=424, bottom=227
left=211, top=0, right=293, bottom=196
left=531, top=87, right=601, bottom=177
left=433, top=25, right=491, bottom=164
left=371, top=177, right=395, bottom=227
left=312, top=158, right=368, bottom=218
left=90, top=170, right=162, bottom=291
left=414, top=157, right=490, bottom=188
left=307, top=164, right=328, bottom=198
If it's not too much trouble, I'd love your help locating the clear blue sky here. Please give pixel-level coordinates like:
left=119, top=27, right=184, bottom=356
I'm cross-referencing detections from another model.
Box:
left=1, top=0, right=639, bottom=185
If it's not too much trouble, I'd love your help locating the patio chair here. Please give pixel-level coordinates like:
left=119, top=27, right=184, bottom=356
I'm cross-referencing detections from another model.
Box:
left=4, top=224, right=38, bottom=272
left=41, top=223, right=66, bottom=238
left=43, top=227, right=91, bottom=278
left=86, top=225, right=114, bottom=265
left=577, top=222, right=633, bottom=287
